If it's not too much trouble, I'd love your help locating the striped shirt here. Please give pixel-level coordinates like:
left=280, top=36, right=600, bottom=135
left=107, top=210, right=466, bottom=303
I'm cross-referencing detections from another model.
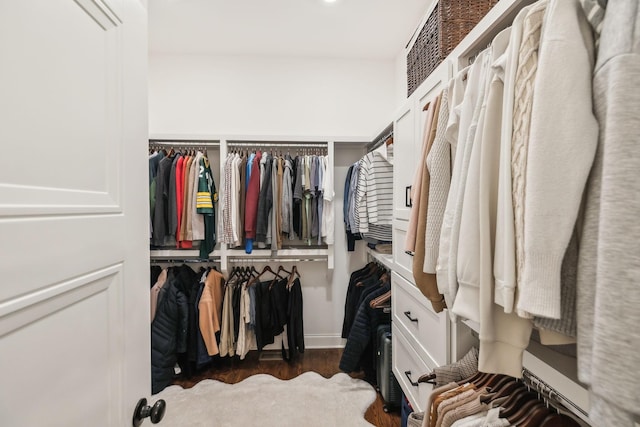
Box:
left=356, top=152, right=393, bottom=241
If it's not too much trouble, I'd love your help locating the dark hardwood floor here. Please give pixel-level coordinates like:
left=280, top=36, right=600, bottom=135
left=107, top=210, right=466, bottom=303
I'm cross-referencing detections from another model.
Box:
left=173, top=348, right=401, bottom=427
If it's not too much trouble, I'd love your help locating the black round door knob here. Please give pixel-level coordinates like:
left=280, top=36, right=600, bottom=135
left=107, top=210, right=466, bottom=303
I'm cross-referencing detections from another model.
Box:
left=133, top=398, right=166, bottom=426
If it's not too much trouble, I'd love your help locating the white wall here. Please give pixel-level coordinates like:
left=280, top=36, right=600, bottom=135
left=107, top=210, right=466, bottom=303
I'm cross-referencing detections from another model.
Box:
left=148, top=54, right=386, bottom=348
left=149, top=54, right=396, bottom=138
left=395, top=50, right=409, bottom=107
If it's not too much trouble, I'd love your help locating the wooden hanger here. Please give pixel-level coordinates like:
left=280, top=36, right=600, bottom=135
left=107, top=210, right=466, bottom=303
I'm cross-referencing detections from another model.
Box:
left=287, top=265, right=301, bottom=289
left=500, top=390, right=539, bottom=419
left=458, top=371, right=485, bottom=386
left=476, top=373, right=499, bottom=389
left=277, top=265, right=292, bottom=277
left=540, top=413, right=582, bottom=427
left=227, top=266, right=239, bottom=283
left=509, top=402, right=549, bottom=427
left=247, top=265, right=280, bottom=287
left=481, top=379, right=522, bottom=404
left=487, top=375, right=514, bottom=392
left=370, top=290, right=391, bottom=308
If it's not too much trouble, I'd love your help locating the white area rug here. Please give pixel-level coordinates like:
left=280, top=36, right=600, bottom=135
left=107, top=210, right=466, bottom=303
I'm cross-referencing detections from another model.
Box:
left=153, top=372, right=377, bottom=426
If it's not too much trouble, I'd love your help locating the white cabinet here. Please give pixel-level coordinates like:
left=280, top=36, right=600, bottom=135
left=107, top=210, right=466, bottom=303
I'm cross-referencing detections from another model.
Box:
left=393, top=105, right=416, bottom=222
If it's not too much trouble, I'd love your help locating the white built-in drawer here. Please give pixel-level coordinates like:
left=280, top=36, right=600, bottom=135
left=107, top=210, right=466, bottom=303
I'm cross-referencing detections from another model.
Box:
left=392, top=271, right=450, bottom=367
left=392, top=220, right=414, bottom=282
left=392, top=323, right=434, bottom=413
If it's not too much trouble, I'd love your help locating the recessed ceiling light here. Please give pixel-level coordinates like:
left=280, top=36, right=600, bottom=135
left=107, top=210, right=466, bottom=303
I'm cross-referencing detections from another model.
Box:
left=324, top=0, right=338, bottom=3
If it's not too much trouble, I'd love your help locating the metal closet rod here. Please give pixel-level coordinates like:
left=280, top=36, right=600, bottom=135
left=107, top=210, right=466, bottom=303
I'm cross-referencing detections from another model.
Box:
left=228, top=257, right=326, bottom=263
left=521, top=368, right=589, bottom=420
left=227, top=142, right=327, bottom=148
left=149, top=140, right=220, bottom=147
left=366, top=123, right=394, bottom=152
left=150, top=258, right=220, bottom=264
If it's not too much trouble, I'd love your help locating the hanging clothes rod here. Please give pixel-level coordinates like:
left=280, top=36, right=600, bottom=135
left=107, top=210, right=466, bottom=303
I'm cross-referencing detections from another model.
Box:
left=366, top=123, right=394, bottom=152
left=521, top=368, right=589, bottom=424
left=228, top=257, right=326, bottom=263
left=149, top=140, right=220, bottom=147
left=150, top=258, right=220, bottom=264
left=227, top=142, right=327, bottom=148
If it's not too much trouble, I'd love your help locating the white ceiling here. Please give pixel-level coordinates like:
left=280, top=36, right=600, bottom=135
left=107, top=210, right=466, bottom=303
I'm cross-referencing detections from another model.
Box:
left=149, top=0, right=429, bottom=60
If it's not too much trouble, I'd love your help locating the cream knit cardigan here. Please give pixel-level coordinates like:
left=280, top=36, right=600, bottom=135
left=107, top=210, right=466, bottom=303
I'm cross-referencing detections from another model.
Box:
left=423, top=85, right=452, bottom=274
left=510, top=0, right=548, bottom=319
left=493, top=4, right=532, bottom=313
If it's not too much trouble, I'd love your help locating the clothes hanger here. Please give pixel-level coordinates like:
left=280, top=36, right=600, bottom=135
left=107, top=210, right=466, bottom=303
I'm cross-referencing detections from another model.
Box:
left=370, top=290, right=391, bottom=308
left=509, top=402, right=549, bottom=427
left=277, top=265, right=292, bottom=277
left=500, top=390, right=539, bottom=419
left=540, top=413, right=582, bottom=427
left=248, top=265, right=282, bottom=287
left=227, top=266, right=238, bottom=282
left=481, top=380, right=523, bottom=405
left=287, top=265, right=301, bottom=289
left=475, top=373, right=498, bottom=389
left=268, top=267, right=287, bottom=290
left=458, top=371, right=485, bottom=386
left=487, top=375, right=515, bottom=392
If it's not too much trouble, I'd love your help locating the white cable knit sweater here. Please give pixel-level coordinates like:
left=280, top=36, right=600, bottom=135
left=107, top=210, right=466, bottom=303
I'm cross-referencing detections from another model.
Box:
left=510, top=0, right=548, bottom=319
left=493, top=4, right=533, bottom=313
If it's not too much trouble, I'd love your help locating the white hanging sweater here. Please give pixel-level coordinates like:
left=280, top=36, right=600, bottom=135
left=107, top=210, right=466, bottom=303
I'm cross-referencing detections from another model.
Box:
left=437, top=54, right=487, bottom=316
left=510, top=0, right=548, bottom=319
left=516, top=0, right=598, bottom=320
left=451, top=49, right=492, bottom=322
left=493, top=4, right=533, bottom=313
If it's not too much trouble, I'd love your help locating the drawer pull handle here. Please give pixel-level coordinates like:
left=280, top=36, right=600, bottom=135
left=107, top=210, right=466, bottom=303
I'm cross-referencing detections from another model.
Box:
left=404, top=311, right=418, bottom=323
left=404, top=370, right=419, bottom=387
left=405, top=186, right=413, bottom=207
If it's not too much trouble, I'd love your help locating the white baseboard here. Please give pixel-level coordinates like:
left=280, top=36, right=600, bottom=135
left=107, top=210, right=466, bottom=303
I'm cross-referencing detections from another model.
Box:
left=259, top=334, right=345, bottom=351
left=304, top=334, right=346, bottom=349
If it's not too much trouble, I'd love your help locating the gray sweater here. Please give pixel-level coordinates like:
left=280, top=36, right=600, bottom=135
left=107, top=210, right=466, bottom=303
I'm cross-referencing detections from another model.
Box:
left=577, top=0, right=640, bottom=425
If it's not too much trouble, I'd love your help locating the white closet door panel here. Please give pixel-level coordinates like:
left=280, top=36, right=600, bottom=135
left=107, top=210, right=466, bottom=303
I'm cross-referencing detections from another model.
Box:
left=0, top=0, right=122, bottom=215
left=0, top=216, right=124, bottom=303
left=393, top=106, right=415, bottom=221
left=0, top=1, right=149, bottom=426
left=0, top=269, right=123, bottom=426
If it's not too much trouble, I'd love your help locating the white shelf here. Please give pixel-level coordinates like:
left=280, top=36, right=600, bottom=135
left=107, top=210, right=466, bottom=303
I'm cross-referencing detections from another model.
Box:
left=225, top=248, right=329, bottom=257
left=366, top=247, right=395, bottom=271
left=149, top=133, right=369, bottom=144
left=150, top=249, right=221, bottom=259
left=461, top=319, right=480, bottom=335
left=523, top=350, right=590, bottom=424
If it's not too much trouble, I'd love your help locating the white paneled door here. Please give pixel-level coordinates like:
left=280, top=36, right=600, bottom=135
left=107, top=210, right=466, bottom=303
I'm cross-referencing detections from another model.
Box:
left=0, top=1, right=150, bottom=426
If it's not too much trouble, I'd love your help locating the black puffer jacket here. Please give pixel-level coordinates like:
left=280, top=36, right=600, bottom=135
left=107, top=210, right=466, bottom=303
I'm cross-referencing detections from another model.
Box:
left=339, top=282, right=391, bottom=377
left=151, top=271, right=188, bottom=394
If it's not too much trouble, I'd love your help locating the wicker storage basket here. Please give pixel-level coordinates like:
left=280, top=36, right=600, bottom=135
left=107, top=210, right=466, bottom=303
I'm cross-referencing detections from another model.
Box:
left=407, top=0, right=499, bottom=96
